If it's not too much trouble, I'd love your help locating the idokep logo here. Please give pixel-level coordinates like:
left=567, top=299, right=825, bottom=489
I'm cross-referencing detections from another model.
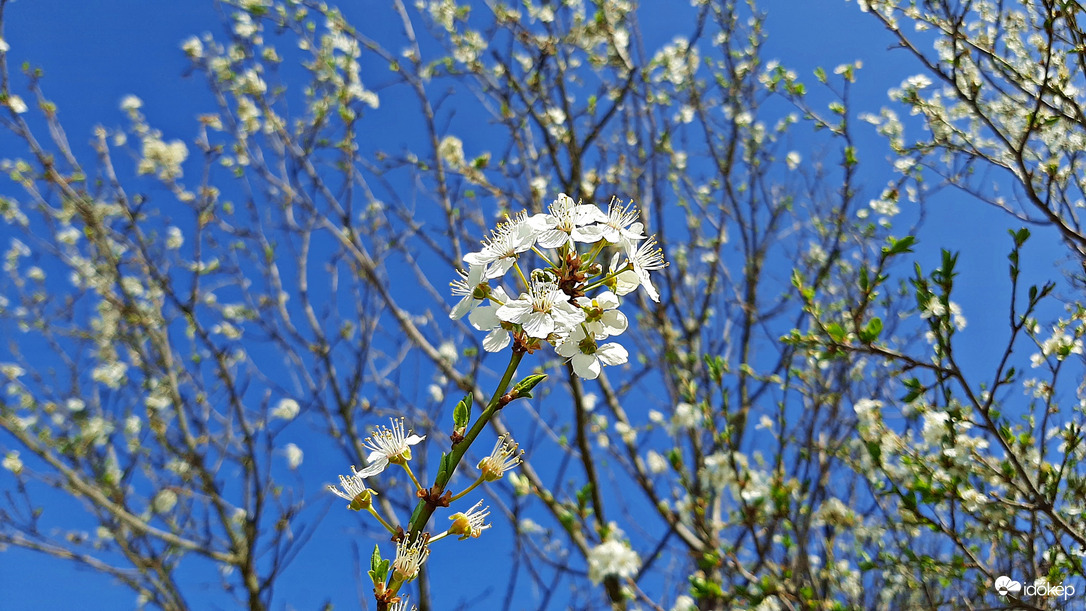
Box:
left=995, top=576, right=1022, bottom=596
left=994, top=575, right=1077, bottom=600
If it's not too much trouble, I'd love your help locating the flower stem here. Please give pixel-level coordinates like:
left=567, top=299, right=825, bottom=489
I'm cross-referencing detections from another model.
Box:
left=368, top=505, right=397, bottom=534
left=449, top=475, right=485, bottom=503
left=513, top=261, right=530, bottom=289
left=401, top=461, right=423, bottom=493
left=403, top=351, right=524, bottom=542
left=531, top=246, right=555, bottom=268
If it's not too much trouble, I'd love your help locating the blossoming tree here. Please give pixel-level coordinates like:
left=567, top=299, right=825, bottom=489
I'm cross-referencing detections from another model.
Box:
left=0, top=0, right=1083, bottom=610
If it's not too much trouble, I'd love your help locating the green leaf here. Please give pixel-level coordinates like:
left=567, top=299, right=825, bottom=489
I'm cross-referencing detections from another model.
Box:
left=511, top=373, right=547, bottom=399
left=1009, top=227, right=1031, bottom=247
left=370, top=545, right=382, bottom=573
left=438, top=452, right=455, bottom=482
left=825, top=322, right=847, bottom=343
left=883, top=235, right=916, bottom=256
left=453, top=394, right=472, bottom=430
left=859, top=317, right=883, bottom=343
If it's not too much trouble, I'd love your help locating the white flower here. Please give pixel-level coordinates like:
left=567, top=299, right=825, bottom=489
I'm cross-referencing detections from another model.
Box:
left=578, top=198, right=645, bottom=246
left=166, top=226, right=184, bottom=250
left=646, top=450, right=668, bottom=474
left=0, top=363, right=25, bottom=379
left=391, top=536, right=430, bottom=582
left=960, top=488, right=986, bottom=512
left=271, top=398, right=300, bottom=420
left=464, top=211, right=536, bottom=278
left=153, top=489, right=178, bottom=513
left=785, top=151, right=801, bottom=170
left=920, top=298, right=947, bottom=319
left=2, top=451, right=22, bottom=474
left=449, top=264, right=491, bottom=320
left=531, top=193, right=609, bottom=248
left=587, top=537, right=640, bottom=584
left=92, top=362, right=128, bottom=389
left=556, top=325, right=628, bottom=380
left=7, top=95, right=27, bottom=114
left=673, top=402, right=701, bottom=430
left=625, top=236, right=667, bottom=302
left=181, top=36, right=204, bottom=58
left=119, top=95, right=143, bottom=112
left=608, top=253, right=641, bottom=296
left=327, top=465, right=372, bottom=508
left=468, top=286, right=513, bottom=352
left=497, top=278, right=585, bottom=338
left=446, top=499, right=492, bottom=539
left=358, top=418, right=426, bottom=477
left=576, top=291, right=628, bottom=339
left=478, top=434, right=523, bottom=481
left=388, top=597, right=417, bottom=611
left=284, top=443, right=303, bottom=469
left=922, top=410, right=950, bottom=446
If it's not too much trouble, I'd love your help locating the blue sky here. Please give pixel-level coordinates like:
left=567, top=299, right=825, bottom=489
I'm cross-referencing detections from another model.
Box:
left=0, top=1, right=1077, bottom=609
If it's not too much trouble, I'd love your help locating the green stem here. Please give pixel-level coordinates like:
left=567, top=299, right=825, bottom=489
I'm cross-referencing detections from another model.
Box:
left=368, top=505, right=397, bottom=535
left=513, top=261, right=530, bottom=289
left=401, top=461, right=423, bottom=492
left=384, top=350, right=525, bottom=600
left=448, top=475, right=485, bottom=503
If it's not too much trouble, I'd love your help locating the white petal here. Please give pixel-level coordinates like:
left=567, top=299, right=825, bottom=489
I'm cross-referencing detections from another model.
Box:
left=614, top=270, right=640, bottom=296
left=522, top=311, right=554, bottom=338
left=405, top=434, right=426, bottom=446
left=496, top=299, right=533, bottom=323
left=486, top=258, right=515, bottom=279
left=483, top=329, right=511, bottom=352
left=573, top=225, right=604, bottom=244
left=551, top=301, right=586, bottom=330
left=600, top=310, right=628, bottom=335
left=623, top=222, right=646, bottom=241
left=574, top=204, right=608, bottom=224
left=358, top=457, right=389, bottom=478
left=451, top=295, right=476, bottom=320
left=596, top=343, right=628, bottom=366
left=464, top=251, right=492, bottom=266
left=572, top=354, right=601, bottom=379
left=537, top=230, right=570, bottom=249
left=528, top=212, right=555, bottom=232
left=596, top=291, right=620, bottom=309
left=557, top=338, right=580, bottom=358
left=466, top=264, right=487, bottom=285
left=638, top=271, right=660, bottom=302
left=469, top=304, right=500, bottom=330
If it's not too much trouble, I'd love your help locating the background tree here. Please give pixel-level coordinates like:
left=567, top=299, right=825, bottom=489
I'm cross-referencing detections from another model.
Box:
left=0, top=0, right=1082, bottom=610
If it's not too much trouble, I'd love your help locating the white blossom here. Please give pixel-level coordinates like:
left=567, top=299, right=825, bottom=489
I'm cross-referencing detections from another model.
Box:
left=358, top=418, right=425, bottom=477
left=284, top=443, right=303, bottom=470
left=497, top=278, right=585, bottom=339
left=556, top=325, right=628, bottom=380
left=271, top=398, right=300, bottom=420
left=587, top=537, right=640, bottom=584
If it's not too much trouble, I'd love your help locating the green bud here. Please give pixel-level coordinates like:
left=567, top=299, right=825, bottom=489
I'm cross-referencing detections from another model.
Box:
left=511, top=373, right=547, bottom=400
left=453, top=394, right=472, bottom=431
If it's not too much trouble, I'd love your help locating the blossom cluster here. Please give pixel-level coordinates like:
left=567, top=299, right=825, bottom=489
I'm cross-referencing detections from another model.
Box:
left=450, top=194, right=666, bottom=379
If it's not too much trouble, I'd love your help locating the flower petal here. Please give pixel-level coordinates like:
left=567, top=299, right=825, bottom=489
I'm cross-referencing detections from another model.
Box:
left=483, top=329, right=511, bottom=352
left=596, top=343, right=629, bottom=366
left=572, top=353, right=601, bottom=379
left=521, top=311, right=554, bottom=338
left=451, top=295, right=476, bottom=320
left=496, top=299, right=533, bottom=324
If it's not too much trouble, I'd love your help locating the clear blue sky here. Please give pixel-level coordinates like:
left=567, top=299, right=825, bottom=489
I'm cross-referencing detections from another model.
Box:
left=0, top=1, right=1072, bottom=609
